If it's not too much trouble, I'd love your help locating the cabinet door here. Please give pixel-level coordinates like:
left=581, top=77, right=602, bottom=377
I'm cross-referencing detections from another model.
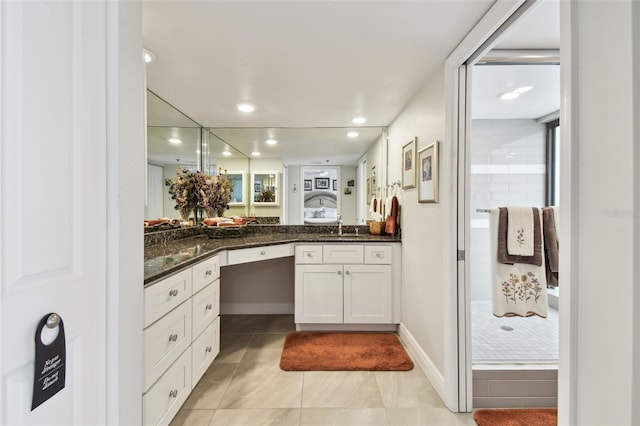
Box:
left=344, top=264, right=392, bottom=323
left=295, top=264, right=344, bottom=323
left=191, top=316, right=220, bottom=388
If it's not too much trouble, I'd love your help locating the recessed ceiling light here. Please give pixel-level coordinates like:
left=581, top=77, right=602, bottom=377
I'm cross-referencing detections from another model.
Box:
left=251, top=151, right=261, bottom=157
left=168, top=137, right=182, bottom=144
left=237, top=103, right=256, bottom=113
left=347, top=131, right=359, bottom=138
left=514, top=86, right=533, bottom=94
left=352, top=116, right=367, bottom=124
left=265, top=139, right=278, bottom=145
left=222, top=151, right=232, bottom=156
left=143, top=48, right=156, bottom=63
left=498, top=91, right=520, bottom=101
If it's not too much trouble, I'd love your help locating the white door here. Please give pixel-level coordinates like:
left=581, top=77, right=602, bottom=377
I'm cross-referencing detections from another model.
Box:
left=1, top=1, right=110, bottom=423
left=343, top=265, right=392, bottom=324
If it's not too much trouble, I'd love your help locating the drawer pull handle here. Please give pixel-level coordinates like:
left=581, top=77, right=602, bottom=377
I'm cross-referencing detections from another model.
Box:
left=306, top=253, right=312, bottom=257
left=260, top=250, right=266, bottom=255
left=205, top=304, right=213, bottom=310
left=376, top=253, right=383, bottom=258
left=169, top=289, right=179, bottom=297
left=345, top=270, right=350, bottom=275
left=337, top=270, right=342, bottom=275
left=169, top=389, right=178, bottom=398
left=205, top=346, right=212, bottom=353
left=205, top=270, right=212, bottom=276
left=168, top=334, right=178, bottom=342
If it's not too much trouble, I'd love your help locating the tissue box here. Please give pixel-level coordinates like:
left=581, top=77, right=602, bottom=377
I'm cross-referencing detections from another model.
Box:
left=368, top=221, right=386, bottom=235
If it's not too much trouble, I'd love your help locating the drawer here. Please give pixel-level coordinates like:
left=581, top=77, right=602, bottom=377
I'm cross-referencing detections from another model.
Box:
left=144, top=301, right=192, bottom=392
left=191, top=316, right=220, bottom=388
left=192, top=279, right=219, bottom=339
left=227, top=243, right=294, bottom=265
left=295, top=245, right=323, bottom=264
left=364, top=245, right=392, bottom=264
left=144, top=269, right=192, bottom=328
left=192, top=255, right=220, bottom=294
left=322, top=244, right=364, bottom=264
left=143, top=347, right=191, bottom=426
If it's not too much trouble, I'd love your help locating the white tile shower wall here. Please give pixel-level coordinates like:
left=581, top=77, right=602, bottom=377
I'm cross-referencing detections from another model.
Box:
left=470, top=119, right=546, bottom=301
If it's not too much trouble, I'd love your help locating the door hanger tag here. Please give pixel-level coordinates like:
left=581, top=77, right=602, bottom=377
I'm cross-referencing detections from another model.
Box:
left=31, top=313, right=66, bottom=410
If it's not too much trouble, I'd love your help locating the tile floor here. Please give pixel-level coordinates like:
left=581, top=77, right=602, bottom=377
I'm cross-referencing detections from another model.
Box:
left=171, top=315, right=477, bottom=426
left=471, top=301, right=559, bottom=362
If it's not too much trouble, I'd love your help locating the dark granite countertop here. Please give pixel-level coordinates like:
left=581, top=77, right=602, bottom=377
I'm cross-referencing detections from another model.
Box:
left=144, top=229, right=400, bottom=286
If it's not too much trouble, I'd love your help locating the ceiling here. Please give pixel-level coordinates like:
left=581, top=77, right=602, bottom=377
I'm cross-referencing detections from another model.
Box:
left=143, top=0, right=559, bottom=165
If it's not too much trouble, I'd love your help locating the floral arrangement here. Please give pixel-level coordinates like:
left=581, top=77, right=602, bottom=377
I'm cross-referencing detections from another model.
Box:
left=257, top=188, right=275, bottom=202
left=165, top=167, right=234, bottom=221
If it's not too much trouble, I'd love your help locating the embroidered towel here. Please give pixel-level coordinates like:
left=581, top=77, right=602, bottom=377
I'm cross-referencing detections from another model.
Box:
left=491, top=209, right=548, bottom=318
left=542, top=206, right=559, bottom=286
left=497, top=208, right=543, bottom=266
left=507, top=206, right=535, bottom=256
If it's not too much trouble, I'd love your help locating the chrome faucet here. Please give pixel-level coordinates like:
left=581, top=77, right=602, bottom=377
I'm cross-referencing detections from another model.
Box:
left=337, top=214, right=343, bottom=235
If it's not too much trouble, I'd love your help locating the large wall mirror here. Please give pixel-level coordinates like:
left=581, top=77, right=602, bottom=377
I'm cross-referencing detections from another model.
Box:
left=145, top=91, right=250, bottom=222
left=146, top=92, right=387, bottom=226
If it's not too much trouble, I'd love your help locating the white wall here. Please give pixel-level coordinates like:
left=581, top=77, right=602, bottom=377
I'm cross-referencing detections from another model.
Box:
left=286, top=165, right=302, bottom=224
left=469, top=119, right=546, bottom=300
left=339, top=165, right=357, bottom=224
left=559, top=1, right=638, bottom=424
left=386, top=69, right=449, bottom=392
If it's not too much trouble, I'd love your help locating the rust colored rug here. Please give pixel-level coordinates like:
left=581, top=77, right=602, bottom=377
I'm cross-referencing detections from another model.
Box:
left=279, top=332, right=414, bottom=371
left=473, top=408, right=557, bottom=426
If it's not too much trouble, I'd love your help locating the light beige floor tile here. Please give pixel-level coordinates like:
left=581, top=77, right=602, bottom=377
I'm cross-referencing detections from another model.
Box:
left=215, top=333, right=253, bottom=364
left=169, top=409, right=215, bottom=426
left=240, top=333, right=288, bottom=365
left=210, top=408, right=300, bottom=426
left=300, top=408, right=390, bottom=426
left=220, top=315, right=262, bottom=333
left=374, top=370, right=445, bottom=408
left=302, top=371, right=384, bottom=408
left=252, top=314, right=296, bottom=333
left=218, top=362, right=303, bottom=408
left=183, top=364, right=237, bottom=409
left=385, top=407, right=477, bottom=426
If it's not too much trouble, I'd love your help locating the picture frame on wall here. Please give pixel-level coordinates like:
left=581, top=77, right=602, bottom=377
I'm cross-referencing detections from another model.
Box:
left=315, top=177, right=330, bottom=189
left=304, top=179, right=312, bottom=191
left=418, top=141, right=439, bottom=203
left=402, top=137, right=417, bottom=189
left=332, top=179, right=337, bottom=191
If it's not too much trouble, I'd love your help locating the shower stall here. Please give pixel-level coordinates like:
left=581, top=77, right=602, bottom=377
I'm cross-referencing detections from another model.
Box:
left=467, top=63, right=560, bottom=408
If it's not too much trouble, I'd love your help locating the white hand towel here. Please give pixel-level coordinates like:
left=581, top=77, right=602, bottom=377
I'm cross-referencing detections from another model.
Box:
left=385, top=197, right=392, bottom=219
left=368, top=197, right=376, bottom=214
left=490, top=209, right=548, bottom=318
left=507, top=206, right=535, bottom=256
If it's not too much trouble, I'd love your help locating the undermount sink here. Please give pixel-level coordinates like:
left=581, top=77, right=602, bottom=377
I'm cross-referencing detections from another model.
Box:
left=337, top=233, right=368, bottom=238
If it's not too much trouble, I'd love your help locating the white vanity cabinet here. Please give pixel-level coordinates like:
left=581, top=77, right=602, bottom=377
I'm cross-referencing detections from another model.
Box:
left=143, top=255, right=221, bottom=426
left=295, top=244, right=394, bottom=325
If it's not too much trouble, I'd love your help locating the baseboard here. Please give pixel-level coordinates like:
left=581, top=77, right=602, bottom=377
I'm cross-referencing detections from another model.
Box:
left=220, top=302, right=294, bottom=315
left=296, top=323, right=398, bottom=332
left=398, top=323, right=446, bottom=403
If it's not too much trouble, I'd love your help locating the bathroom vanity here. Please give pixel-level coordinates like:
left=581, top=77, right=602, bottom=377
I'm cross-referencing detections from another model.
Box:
left=142, top=226, right=401, bottom=426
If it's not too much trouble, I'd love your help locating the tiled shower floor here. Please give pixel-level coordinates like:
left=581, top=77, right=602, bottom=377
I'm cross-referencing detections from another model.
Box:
left=471, top=300, right=559, bottom=363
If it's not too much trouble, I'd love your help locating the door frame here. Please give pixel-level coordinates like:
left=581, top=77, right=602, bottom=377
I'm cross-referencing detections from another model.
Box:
left=444, top=0, right=546, bottom=412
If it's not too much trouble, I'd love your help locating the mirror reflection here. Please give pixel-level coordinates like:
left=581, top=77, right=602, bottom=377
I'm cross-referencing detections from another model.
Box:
left=145, top=91, right=251, bottom=224
left=146, top=93, right=387, bottom=228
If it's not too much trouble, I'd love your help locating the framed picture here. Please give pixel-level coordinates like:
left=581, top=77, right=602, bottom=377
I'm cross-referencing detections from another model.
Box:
left=418, top=142, right=439, bottom=203
left=332, top=179, right=337, bottom=191
left=402, top=137, right=417, bottom=189
left=315, top=177, right=330, bottom=189
left=304, top=179, right=312, bottom=191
